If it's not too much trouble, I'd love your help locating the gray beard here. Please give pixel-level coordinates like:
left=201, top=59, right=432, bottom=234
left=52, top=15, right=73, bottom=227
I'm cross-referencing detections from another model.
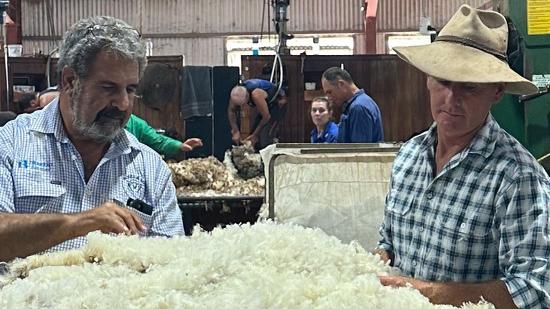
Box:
left=70, top=81, right=124, bottom=143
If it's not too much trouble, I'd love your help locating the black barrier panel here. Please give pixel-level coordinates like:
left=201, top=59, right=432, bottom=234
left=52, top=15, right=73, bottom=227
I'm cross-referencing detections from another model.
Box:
left=212, top=66, right=240, bottom=161
left=185, top=116, right=213, bottom=158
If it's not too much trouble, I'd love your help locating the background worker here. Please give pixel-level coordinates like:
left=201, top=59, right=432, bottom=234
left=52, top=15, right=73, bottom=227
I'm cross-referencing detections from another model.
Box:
left=228, top=78, right=288, bottom=149
left=16, top=87, right=60, bottom=114
left=321, top=67, right=383, bottom=143
left=310, top=96, right=338, bottom=143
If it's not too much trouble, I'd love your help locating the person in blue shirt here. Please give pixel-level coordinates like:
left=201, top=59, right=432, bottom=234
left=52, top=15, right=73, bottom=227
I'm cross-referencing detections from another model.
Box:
left=321, top=67, right=383, bottom=143
left=227, top=79, right=287, bottom=149
left=310, top=96, right=338, bottom=143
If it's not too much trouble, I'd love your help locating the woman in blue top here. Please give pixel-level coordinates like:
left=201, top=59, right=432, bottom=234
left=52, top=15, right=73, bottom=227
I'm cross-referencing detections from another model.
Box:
left=310, top=97, right=339, bottom=143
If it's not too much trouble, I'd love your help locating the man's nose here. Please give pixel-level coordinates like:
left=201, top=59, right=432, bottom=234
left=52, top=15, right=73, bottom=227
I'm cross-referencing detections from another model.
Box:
left=445, top=85, right=464, bottom=106
left=112, top=90, right=132, bottom=111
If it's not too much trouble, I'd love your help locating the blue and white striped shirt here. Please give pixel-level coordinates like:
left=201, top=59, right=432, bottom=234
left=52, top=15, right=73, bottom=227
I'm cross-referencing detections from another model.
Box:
left=378, top=115, right=550, bottom=308
left=0, top=99, right=184, bottom=252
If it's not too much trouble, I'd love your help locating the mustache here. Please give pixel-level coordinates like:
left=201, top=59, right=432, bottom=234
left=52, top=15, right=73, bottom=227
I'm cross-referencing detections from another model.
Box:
left=95, top=107, right=126, bottom=121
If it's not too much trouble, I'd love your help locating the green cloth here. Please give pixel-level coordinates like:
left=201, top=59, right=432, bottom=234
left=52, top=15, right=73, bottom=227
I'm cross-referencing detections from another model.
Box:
left=125, top=114, right=182, bottom=157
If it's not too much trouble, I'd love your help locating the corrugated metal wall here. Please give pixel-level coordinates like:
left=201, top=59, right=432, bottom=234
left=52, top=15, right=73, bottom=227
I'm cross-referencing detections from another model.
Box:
left=151, top=37, right=226, bottom=66
left=377, top=0, right=493, bottom=31
left=22, top=0, right=141, bottom=37
left=20, top=0, right=494, bottom=65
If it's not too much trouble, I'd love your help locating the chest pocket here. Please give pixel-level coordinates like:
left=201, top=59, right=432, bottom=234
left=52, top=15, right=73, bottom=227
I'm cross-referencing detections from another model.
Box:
left=109, top=179, right=153, bottom=233
left=386, top=188, right=414, bottom=216
left=14, top=177, right=67, bottom=214
left=438, top=203, right=495, bottom=271
left=442, top=208, right=493, bottom=243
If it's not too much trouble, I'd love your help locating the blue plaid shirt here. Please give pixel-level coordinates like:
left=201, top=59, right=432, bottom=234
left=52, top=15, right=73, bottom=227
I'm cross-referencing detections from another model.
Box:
left=0, top=99, right=184, bottom=252
left=378, top=115, right=550, bottom=308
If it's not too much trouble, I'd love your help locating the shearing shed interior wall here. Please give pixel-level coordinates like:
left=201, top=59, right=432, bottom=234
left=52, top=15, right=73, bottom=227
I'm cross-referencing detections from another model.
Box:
left=19, top=0, right=492, bottom=64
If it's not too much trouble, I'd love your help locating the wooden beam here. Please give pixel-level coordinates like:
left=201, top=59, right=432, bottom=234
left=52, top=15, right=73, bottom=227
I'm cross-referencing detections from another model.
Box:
left=364, top=0, right=379, bottom=54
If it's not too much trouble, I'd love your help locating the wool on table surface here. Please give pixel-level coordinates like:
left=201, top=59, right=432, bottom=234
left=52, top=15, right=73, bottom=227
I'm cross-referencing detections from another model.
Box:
left=0, top=222, right=493, bottom=309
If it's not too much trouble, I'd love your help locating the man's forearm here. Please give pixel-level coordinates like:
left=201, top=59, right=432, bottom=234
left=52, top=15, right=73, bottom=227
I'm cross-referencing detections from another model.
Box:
left=228, top=109, right=239, bottom=133
left=251, top=115, right=271, bottom=137
left=434, top=280, right=516, bottom=308
left=0, top=213, right=82, bottom=262
left=381, top=276, right=518, bottom=308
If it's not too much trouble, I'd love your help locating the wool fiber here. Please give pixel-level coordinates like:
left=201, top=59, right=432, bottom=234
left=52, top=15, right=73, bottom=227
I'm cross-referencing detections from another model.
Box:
left=0, top=222, right=494, bottom=309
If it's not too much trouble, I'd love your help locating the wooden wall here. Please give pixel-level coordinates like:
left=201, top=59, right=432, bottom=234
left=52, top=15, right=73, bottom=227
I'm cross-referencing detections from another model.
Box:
left=242, top=55, right=433, bottom=143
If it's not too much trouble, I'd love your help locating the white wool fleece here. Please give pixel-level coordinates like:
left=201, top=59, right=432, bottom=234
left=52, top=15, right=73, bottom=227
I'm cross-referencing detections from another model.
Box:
left=0, top=222, right=494, bottom=309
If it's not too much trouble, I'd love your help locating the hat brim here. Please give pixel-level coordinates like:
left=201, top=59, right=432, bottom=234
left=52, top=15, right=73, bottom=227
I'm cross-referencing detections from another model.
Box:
left=394, top=42, right=538, bottom=96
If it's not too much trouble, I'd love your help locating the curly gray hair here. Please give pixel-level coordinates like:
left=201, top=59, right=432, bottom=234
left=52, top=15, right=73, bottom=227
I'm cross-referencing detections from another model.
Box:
left=57, top=16, right=146, bottom=82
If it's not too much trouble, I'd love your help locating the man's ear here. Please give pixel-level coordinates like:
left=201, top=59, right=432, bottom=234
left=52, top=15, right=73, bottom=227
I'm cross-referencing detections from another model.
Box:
left=494, top=83, right=505, bottom=102
left=61, top=66, right=76, bottom=91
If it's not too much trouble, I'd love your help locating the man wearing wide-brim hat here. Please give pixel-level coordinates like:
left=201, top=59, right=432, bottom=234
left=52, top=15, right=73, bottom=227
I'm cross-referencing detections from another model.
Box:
left=375, top=4, right=549, bottom=308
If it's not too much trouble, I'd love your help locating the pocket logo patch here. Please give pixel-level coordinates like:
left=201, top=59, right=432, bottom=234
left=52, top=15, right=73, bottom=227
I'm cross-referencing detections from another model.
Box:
left=123, top=175, right=144, bottom=198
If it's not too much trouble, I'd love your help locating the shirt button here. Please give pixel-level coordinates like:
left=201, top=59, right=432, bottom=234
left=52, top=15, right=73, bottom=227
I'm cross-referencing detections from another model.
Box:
left=71, top=155, right=77, bottom=160
left=460, top=223, right=466, bottom=229
left=412, top=260, right=417, bottom=266
left=426, top=191, right=433, bottom=199
left=419, top=227, right=424, bottom=232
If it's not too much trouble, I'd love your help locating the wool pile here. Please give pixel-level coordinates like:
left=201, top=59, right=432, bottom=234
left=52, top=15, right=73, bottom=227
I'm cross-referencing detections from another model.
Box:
left=167, top=156, right=264, bottom=196
left=230, top=144, right=263, bottom=180
left=0, top=222, right=493, bottom=309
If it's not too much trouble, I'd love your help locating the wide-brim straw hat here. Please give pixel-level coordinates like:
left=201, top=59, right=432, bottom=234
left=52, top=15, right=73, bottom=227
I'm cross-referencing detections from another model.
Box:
left=394, top=4, right=538, bottom=96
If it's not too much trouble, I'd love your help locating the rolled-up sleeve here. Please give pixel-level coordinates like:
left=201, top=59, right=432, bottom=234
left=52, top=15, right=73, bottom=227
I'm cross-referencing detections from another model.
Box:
left=497, top=174, right=550, bottom=308
left=377, top=177, right=394, bottom=253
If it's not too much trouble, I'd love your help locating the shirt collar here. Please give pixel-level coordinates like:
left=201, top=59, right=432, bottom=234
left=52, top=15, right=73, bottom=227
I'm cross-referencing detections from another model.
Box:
left=465, top=114, right=498, bottom=158
left=28, top=98, right=68, bottom=142
left=419, top=114, right=498, bottom=159
left=342, top=89, right=365, bottom=113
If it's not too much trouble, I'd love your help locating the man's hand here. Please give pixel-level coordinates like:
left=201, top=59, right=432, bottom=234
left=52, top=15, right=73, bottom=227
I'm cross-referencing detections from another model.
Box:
left=379, top=276, right=444, bottom=304
left=181, top=138, right=203, bottom=152
left=277, top=96, right=288, bottom=108
left=244, top=134, right=258, bottom=146
left=75, top=202, right=147, bottom=236
left=372, top=249, right=393, bottom=264
left=231, top=131, right=241, bottom=145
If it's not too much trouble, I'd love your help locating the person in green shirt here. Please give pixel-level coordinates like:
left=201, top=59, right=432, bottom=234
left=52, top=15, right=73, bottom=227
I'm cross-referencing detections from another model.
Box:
left=26, top=90, right=202, bottom=157
left=125, top=114, right=202, bottom=157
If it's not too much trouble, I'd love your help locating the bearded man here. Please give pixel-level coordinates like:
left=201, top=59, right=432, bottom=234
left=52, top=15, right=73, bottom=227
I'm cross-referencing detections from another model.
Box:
left=0, top=16, right=184, bottom=262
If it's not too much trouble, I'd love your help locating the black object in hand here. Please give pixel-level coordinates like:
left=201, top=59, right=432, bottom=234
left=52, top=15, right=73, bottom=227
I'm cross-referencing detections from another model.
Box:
left=126, top=198, right=153, bottom=215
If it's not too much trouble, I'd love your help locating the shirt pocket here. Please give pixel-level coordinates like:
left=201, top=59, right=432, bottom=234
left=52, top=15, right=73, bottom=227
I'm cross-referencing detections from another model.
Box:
left=386, top=188, right=414, bottom=215
left=14, top=177, right=67, bottom=213
left=111, top=192, right=153, bottom=235
left=439, top=209, right=494, bottom=273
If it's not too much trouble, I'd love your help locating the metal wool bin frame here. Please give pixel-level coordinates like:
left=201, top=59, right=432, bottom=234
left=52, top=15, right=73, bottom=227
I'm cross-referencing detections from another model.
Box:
left=267, top=143, right=399, bottom=218
left=265, top=143, right=399, bottom=249
left=178, top=195, right=264, bottom=235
